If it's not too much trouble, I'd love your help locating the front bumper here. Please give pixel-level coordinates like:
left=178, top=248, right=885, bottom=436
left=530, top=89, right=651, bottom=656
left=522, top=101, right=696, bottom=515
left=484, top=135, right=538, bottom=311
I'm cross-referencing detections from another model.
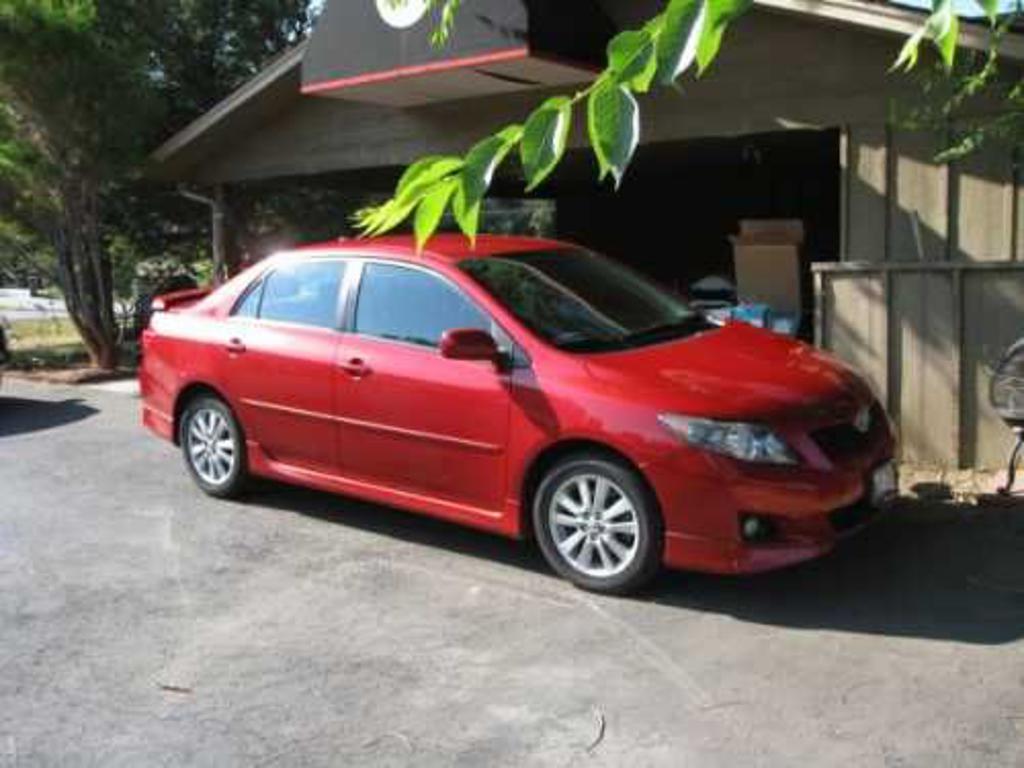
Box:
left=663, top=491, right=890, bottom=575
left=650, top=426, right=896, bottom=575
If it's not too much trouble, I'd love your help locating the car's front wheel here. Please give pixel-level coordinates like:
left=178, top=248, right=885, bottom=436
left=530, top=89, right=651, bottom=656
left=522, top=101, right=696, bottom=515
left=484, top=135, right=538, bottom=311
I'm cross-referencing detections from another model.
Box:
left=180, top=395, right=247, bottom=498
left=533, top=453, right=663, bottom=595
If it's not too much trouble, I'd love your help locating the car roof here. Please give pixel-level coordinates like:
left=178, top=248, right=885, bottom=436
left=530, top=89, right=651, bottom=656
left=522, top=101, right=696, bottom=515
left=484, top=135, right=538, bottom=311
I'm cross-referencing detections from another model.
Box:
left=283, top=234, right=573, bottom=266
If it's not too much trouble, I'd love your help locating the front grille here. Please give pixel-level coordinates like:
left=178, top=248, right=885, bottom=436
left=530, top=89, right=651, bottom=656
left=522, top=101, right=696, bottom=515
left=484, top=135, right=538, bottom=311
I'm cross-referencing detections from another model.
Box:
left=811, top=403, right=885, bottom=464
left=828, top=501, right=879, bottom=533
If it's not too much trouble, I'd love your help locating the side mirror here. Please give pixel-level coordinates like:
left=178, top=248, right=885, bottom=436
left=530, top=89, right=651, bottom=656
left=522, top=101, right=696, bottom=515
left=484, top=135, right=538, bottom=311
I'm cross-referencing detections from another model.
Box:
left=440, top=328, right=500, bottom=363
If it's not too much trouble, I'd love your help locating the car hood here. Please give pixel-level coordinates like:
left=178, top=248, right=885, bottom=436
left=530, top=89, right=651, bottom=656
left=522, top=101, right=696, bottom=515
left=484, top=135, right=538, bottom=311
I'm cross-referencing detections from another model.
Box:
left=582, top=322, right=873, bottom=424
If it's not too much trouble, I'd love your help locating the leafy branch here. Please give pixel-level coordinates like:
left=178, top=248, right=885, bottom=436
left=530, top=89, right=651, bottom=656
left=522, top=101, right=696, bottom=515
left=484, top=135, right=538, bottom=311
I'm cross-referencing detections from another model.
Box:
left=355, top=0, right=752, bottom=249
left=357, top=0, right=1013, bottom=250
left=384, top=0, right=463, bottom=46
left=893, top=0, right=1005, bottom=72
left=895, top=2, right=1022, bottom=162
left=430, top=0, right=462, bottom=46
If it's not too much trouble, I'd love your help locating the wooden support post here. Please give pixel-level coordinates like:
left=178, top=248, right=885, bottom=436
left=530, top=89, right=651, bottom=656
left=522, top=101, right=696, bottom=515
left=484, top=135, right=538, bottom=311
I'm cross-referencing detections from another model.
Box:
left=212, top=185, right=228, bottom=285
left=179, top=185, right=236, bottom=285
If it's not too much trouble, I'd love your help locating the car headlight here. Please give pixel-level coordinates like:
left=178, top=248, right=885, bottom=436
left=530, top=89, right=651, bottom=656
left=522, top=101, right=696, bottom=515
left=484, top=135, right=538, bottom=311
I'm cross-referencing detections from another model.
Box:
left=658, top=414, right=799, bottom=465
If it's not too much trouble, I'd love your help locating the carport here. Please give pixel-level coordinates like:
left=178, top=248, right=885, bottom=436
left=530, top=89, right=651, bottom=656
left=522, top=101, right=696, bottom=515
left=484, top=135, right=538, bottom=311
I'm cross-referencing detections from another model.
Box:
left=148, top=0, right=1024, bottom=469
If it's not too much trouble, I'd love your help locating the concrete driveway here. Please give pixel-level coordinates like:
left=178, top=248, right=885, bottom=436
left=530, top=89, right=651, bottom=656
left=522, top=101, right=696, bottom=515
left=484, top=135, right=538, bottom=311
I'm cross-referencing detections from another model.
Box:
left=2, top=378, right=1023, bottom=767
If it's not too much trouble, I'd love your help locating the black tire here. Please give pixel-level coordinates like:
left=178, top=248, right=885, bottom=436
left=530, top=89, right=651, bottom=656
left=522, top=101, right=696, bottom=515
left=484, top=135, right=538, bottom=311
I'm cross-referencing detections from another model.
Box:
left=532, top=452, right=664, bottom=595
left=179, top=394, right=248, bottom=499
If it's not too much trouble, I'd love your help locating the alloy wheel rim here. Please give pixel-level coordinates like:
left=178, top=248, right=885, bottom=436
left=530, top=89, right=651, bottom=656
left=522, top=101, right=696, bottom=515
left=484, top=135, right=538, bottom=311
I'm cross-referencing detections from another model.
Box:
left=186, top=409, right=236, bottom=486
left=548, top=474, right=640, bottom=578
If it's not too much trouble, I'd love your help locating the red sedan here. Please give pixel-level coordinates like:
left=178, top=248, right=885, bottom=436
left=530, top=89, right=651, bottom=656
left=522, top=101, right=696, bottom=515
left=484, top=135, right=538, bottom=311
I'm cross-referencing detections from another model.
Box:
left=141, top=235, right=897, bottom=594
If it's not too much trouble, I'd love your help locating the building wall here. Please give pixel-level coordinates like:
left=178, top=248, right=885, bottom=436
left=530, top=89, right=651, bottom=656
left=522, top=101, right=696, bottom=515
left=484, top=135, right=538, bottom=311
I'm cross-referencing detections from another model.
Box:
left=817, top=261, right=1024, bottom=470
left=841, top=125, right=1020, bottom=264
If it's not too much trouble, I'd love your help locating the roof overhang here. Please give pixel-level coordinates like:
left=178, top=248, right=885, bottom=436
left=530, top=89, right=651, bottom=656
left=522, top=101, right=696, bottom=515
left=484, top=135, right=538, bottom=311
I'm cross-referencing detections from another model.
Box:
left=757, top=0, right=1024, bottom=58
left=148, top=43, right=306, bottom=181
left=147, top=0, right=1024, bottom=182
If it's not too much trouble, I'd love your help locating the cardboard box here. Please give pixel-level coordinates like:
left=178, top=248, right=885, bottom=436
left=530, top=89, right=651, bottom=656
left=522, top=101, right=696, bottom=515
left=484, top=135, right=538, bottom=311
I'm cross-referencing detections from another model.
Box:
left=736, top=219, right=805, bottom=245
left=730, top=219, right=804, bottom=316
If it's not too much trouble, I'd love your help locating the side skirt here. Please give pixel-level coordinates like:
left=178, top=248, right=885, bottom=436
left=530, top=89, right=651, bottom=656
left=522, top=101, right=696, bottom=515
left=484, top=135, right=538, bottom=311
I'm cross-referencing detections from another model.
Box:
left=245, top=441, right=520, bottom=538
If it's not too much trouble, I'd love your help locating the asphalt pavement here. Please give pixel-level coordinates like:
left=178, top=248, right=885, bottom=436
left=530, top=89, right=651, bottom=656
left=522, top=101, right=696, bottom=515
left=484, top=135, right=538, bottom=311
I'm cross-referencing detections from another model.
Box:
left=1, top=378, right=1023, bottom=767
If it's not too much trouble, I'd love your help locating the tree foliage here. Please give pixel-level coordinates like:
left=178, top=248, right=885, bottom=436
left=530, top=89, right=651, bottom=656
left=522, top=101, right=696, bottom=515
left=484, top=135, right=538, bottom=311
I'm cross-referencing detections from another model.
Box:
left=150, top=0, right=315, bottom=135
left=898, top=4, right=1023, bottom=162
left=0, top=0, right=162, bottom=367
left=357, top=0, right=1021, bottom=250
left=0, top=0, right=314, bottom=368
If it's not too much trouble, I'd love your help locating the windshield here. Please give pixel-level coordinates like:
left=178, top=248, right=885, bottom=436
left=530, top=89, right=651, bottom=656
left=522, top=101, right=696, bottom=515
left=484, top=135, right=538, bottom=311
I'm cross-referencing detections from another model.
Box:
left=459, top=249, right=709, bottom=352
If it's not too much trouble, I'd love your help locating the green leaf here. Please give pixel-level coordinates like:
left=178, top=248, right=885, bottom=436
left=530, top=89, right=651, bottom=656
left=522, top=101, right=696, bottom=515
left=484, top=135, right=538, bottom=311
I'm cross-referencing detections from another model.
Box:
left=608, top=28, right=658, bottom=92
left=979, top=0, right=999, bottom=24
left=414, top=178, right=457, bottom=251
left=396, top=155, right=463, bottom=198
left=456, top=123, right=522, bottom=242
left=696, top=0, right=752, bottom=74
left=893, top=0, right=960, bottom=73
left=356, top=196, right=421, bottom=237
left=430, top=0, right=463, bottom=47
left=587, top=80, right=640, bottom=187
left=357, top=153, right=466, bottom=238
left=520, top=97, right=572, bottom=191
left=452, top=183, right=480, bottom=243
left=656, top=0, right=707, bottom=84
left=931, top=1, right=959, bottom=70
left=892, top=28, right=925, bottom=72
left=462, top=125, right=522, bottom=199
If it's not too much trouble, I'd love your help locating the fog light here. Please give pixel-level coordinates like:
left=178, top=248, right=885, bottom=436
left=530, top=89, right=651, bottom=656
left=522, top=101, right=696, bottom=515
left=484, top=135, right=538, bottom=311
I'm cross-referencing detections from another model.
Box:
left=741, top=514, right=776, bottom=542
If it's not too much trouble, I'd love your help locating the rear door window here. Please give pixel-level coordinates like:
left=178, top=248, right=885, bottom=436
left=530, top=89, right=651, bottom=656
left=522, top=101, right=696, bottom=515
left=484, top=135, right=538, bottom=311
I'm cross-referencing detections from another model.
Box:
left=233, top=279, right=264, bottom=318
left=257, top=261, right=346, bottom=329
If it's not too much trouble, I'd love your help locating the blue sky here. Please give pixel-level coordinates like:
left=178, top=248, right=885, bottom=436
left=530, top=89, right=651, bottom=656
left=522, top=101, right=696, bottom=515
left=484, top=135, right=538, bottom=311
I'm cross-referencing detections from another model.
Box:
left=892, top=0, right=1020, bottom=17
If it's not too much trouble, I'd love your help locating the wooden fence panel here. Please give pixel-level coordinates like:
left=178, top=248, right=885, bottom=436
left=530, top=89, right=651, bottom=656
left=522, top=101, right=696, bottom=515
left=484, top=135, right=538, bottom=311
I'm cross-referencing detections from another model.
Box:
left=815, top=262, right=1024, bottom=470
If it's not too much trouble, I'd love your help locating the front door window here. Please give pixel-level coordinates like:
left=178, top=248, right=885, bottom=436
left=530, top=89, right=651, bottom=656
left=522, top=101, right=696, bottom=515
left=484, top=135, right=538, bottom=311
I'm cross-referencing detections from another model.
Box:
left=353, top=263, right=490, bottom=347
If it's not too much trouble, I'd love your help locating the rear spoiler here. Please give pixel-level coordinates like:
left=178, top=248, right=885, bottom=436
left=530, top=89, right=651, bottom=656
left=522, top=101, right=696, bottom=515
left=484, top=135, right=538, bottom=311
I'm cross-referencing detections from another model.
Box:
left=151, top=288, right=212, bottom=312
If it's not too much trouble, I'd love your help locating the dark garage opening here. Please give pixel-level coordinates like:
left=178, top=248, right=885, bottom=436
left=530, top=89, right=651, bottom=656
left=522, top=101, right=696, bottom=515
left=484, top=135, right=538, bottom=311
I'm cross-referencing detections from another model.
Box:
left=234, top=128, right=840, bottom=337
left=547, top=128, right=841, bottom=331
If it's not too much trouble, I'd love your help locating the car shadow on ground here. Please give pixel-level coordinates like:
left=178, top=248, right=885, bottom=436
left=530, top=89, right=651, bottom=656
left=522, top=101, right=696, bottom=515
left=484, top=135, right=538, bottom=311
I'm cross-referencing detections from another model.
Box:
left=253, top=482, right=1024, bottom=646
left=0, top=396, right=99, bottom=438
left=655, top=498, right=1024, bottom=645
left=252, top=481, right=551, bottom=574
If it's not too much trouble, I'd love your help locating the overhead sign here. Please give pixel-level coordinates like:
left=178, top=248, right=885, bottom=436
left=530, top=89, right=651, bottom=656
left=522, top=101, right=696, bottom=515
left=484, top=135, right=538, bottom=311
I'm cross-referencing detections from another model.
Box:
left=304, top=0, right=613, bottom=107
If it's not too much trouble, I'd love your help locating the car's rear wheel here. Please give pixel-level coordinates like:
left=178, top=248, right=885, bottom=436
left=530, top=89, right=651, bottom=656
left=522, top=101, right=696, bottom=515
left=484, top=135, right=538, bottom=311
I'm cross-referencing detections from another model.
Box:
left=180, top=395, right=247, bottom=498
left=533, top=453, right=663, bottom=595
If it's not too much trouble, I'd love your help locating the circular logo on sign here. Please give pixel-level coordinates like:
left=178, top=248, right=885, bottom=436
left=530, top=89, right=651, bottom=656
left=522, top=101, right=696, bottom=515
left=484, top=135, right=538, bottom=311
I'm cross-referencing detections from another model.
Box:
left=375, top=0, right=429, bottom=29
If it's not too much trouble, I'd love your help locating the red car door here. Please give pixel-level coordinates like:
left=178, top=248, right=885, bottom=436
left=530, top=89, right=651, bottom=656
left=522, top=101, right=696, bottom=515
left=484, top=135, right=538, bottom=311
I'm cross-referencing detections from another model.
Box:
left=334, top=261, right=511, bottom=514
left=223, top=259, right=347, bottom=473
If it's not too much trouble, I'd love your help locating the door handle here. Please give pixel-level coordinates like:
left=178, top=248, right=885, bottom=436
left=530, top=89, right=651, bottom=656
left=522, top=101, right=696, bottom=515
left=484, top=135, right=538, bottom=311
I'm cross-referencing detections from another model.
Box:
left=226, top=338, right=246, bottom=354
left=339, top=357, right=370, bottom=378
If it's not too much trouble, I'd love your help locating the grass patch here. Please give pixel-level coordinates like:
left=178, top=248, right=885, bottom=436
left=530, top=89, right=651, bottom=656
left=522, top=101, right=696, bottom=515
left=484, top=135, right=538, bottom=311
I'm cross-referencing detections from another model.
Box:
left=8, top=317, right=82, bottom=350
left=9, top=343, right=91, bottom=370
left=4, top=316, right=137, bottom=372
left=6, top=317, right=88, bottom=370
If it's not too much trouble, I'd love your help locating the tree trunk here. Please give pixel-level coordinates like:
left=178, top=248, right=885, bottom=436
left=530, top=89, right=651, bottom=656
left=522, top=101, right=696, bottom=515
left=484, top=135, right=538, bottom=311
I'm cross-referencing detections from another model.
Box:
left=52, top=176, right=119, bottom=371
